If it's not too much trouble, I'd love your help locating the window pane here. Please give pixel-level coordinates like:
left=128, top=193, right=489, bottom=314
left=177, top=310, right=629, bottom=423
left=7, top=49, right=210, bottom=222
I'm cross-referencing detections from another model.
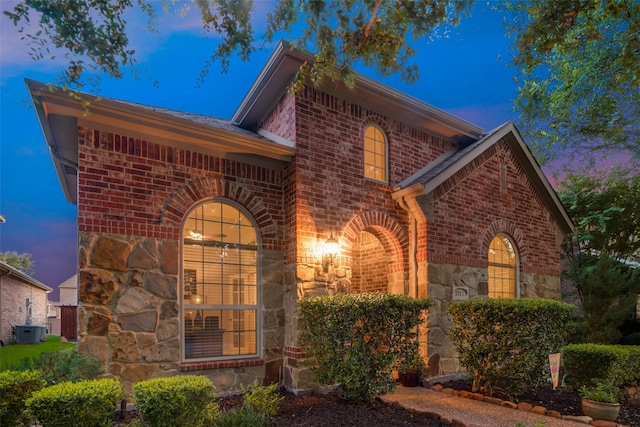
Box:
left=364, top=124, right=387, bottom=183
left=488, top=235, right=517, bottom=299
left=182, top=202, right=259, bottom=361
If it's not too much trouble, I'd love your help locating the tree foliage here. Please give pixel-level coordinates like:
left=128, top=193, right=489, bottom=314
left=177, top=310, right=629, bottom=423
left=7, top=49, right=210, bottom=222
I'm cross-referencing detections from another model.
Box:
left=0, top=251, right=36, bottom=276
left=501, top=0, right=640, bottom=164
left=3, top=0, right=472, bottom=91
left=557, top=166, right=640, bottom=344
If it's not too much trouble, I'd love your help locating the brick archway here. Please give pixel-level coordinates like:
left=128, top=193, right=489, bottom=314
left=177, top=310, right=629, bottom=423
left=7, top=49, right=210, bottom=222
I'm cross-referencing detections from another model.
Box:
left=158, top=177, right=278, bottom=245
left=481, top=219, right=527, bottom=262
left=343, top=211, right=408, bottom=294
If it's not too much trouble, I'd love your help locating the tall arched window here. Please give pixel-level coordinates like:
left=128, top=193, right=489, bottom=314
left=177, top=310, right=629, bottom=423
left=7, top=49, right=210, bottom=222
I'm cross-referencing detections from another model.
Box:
left=182, top=200, right=260, bottom=361
left=364, top=124, right=388, bottom=183
left=488, top=234, right=518, bottom=299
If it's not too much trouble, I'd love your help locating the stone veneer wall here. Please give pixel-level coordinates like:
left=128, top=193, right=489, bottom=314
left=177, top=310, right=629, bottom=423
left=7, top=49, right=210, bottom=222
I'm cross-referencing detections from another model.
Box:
left=78, top=231, right=285, bottom=396
left=425, top=261, right=562, bottom=378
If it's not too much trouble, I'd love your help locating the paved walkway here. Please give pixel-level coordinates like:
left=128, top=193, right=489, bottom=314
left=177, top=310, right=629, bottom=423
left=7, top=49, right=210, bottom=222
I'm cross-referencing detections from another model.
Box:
left=380, top=386, right=594, bottom=427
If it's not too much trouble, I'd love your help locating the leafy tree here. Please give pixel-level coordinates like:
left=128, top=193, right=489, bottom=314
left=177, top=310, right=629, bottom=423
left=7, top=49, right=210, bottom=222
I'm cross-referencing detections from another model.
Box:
left=0, top=251, right=36, bottom=276
left=557, top=166, right=640, bottom=343
left=500, top=0, right=640, bottom=164
left=3, top=0, right=473, bottom=91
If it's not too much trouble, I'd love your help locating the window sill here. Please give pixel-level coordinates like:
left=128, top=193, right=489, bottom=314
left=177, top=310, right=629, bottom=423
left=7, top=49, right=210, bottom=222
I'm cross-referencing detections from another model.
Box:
left=179, top=358, right=264, bottom=372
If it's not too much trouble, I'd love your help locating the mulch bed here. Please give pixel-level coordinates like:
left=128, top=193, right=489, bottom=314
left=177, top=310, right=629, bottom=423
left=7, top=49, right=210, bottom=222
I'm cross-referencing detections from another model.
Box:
left=113, top=380, right=640, bottom=426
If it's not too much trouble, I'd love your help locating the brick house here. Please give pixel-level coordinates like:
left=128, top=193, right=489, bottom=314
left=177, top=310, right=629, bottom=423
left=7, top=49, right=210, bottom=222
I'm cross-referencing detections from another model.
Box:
left=0, top=260, right=52, bottom=345
left=27, top=41, right=573, bottom=395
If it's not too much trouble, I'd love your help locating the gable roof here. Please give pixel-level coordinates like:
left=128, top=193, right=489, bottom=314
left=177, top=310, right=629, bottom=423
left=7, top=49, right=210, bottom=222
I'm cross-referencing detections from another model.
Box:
left=393, top=121, right=574, bottom=234
left=232, top=41, right=484, bottom=142
left=0, top=261, right=52, bottom=292
left=25, top=79, right=296, bottom=205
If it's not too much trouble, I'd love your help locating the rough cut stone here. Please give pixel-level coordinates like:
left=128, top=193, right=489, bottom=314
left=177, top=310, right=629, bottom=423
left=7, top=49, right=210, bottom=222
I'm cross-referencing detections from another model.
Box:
left=110, top=332, right=140, bottom=363
left=546, top=410, right=562, bottom=418
left=159, top=241, right=178, bottom=275
left=500, top=401, right=517, bottom=409
left=128, top=243, right=158, bottom=270
left=92, top=236, right=130, bottom=271
left=517, top=402, right=533, bottom=411
left=482, top=396, right=503, bottom=405
left=144, top=271, right=177, bottom=298
left=160, top=300, right=178, bottom=320
left=78, top=335, right=108, bottom=364
left=591, top=420, right=618, bottom=427
left=87, top=312, right=111, bottom=336
left=114, top=287, right=151, bottom=314
left=117, top=309, right=157, bottom=332
left=530, top=405, right=547, bottom=415
left=562, top=415, right=593, bottom=424
left=296, top=264, right=315, bottom=282
left=156, top=318, right=179, bottom=341
left=140, top=338, right=179, bottom=362
left=79, top=270, right=118, bottom=305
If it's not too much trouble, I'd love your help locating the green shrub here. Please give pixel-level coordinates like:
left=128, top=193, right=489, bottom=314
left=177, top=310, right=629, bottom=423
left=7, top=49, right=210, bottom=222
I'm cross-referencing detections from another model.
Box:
left=19, top=349, right=103, bottom=384
left=25, top=378, right=123, bottom=427
left=0, top=370, right=46, bottom=426
left=578, top=382, right=620, bottom=403
left=620, top=332, right=640, bottom=346
left=298, top=293, right=433, bottom=404
left=212, top=404, right=271, bottom=427
left=240, top=381, right=282, bottom=416
left=132, top=375, right=218, bottom=427
left=447, top=298, right=575, bottom=398
left=563, top=343, right=640, bottom=389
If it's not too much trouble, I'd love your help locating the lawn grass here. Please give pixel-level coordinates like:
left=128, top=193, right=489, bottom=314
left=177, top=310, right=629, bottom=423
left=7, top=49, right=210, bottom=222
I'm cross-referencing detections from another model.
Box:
left=0, top=335, right=76, bottom=371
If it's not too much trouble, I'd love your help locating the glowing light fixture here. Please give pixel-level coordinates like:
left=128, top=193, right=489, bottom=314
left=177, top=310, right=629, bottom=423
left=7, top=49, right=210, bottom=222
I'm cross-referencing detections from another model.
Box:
left=322, top=233, right=340, bottom=272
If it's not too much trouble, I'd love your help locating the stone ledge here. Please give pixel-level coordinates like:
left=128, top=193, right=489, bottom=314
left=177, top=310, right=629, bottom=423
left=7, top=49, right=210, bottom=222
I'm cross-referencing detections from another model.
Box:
left=178, top=358, right=264, bottom=372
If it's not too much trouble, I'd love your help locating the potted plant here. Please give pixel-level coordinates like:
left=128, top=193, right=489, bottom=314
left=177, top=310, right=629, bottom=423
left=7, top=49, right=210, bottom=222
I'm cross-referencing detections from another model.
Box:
left=397, top=352, right=425, bottom=388
left=579, top=383, right=621, bottom=422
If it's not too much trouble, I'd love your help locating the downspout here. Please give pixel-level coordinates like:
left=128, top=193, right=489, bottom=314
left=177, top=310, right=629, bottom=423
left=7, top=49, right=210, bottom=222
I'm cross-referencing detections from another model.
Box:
left=397, top=196, right=418, bottom=298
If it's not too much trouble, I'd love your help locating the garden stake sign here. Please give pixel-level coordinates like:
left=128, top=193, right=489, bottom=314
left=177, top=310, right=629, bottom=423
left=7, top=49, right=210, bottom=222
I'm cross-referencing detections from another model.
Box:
left=549, top=353, right=561, bottom=390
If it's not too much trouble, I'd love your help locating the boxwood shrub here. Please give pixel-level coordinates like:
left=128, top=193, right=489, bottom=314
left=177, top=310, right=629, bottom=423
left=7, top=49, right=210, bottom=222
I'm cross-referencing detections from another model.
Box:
left=132, top=375, right=218, bottom=427
left=298, top=293, right=433, bottom=404
left=447, top=298, right=575, bottom=398
left=25, top=378, right=123, bottom=427
left=563, top=343, right=640, bottom=389
left=0, top=369, right=46, bottom=426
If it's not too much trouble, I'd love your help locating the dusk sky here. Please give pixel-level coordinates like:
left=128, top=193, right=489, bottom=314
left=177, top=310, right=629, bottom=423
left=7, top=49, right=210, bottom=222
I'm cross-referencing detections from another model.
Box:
left=1, top=2, right=546, bottom=300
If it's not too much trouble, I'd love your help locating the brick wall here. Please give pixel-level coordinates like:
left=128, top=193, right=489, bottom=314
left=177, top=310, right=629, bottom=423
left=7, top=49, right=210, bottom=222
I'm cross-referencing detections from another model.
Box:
left=352, top=231, right=388, bottom=293
left=0, top=276, right=49, bottom=343
left=429, top=140, right=562, bottom=277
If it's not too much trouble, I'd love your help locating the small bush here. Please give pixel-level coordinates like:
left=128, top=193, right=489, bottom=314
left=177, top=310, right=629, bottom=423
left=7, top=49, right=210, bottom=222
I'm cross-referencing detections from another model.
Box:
left=0, top=370, right=46, bottom=426
left=132, top=375, right=217, bottom=427
left=563, top=343, right=640, bottom=389
left=25, top=378, right=123, bottom=427
left=299, top=293, right=432, bottom=404
left=19, top=349, right=103, bottom=384
left=212, top=404, right=271, bottom=427
left=240, top=381, right=282, bottom=416
left=447, top=298, right=575, bottom=398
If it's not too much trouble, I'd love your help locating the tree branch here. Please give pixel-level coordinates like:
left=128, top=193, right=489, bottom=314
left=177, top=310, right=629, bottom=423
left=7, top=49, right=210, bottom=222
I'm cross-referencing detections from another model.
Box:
left=364, top=0, right=383, bottom=37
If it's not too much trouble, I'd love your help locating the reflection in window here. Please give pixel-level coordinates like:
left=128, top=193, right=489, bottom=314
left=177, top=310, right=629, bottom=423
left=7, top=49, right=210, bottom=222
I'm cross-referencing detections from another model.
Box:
left=364, top=124, right=387, bottom=182
left=488, top=235, right=517, bottom=299
left=182, top=201, right=259, bottom=361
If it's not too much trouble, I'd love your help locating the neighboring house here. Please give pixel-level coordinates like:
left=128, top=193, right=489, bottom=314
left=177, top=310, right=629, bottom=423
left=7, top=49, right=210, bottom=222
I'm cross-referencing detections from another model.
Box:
left=0, top=260, right=52, bottom=345
left=27, top=41, right=573, bottom=395
left=48, top=275, right=79, bottom=340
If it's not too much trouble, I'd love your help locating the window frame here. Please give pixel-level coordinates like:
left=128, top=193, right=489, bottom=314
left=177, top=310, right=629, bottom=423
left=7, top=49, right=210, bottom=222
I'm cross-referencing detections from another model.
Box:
left=363, top=123, right=389, bottom=183
left=487, top=233, right=520, bottom=299
left=180, top=198, right=262, bottom=363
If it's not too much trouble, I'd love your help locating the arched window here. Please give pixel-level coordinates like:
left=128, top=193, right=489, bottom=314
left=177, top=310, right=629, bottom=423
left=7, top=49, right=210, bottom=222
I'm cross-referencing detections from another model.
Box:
left=364, top=124, right=388, bottom=183
left=488, top=234, right=518, bottom=299
left=182, top=200, right=260, bottom=361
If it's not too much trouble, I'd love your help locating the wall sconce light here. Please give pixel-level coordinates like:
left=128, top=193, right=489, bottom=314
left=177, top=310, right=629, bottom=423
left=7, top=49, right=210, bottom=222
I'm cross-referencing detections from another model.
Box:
left=322, top=233, right=340, bottom=272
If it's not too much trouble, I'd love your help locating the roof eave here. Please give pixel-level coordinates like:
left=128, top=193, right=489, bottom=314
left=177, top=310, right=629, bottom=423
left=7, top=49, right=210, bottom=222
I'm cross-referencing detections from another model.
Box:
left=0, top=261, right=53, bottom=292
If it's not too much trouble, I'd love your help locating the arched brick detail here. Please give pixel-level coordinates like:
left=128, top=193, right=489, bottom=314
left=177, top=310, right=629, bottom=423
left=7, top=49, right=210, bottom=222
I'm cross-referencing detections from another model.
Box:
left=158, top=177, right=278, bottom=241
left=342, top=211, right=408, bottom=274
left=481, top=219, right=527, bottom=261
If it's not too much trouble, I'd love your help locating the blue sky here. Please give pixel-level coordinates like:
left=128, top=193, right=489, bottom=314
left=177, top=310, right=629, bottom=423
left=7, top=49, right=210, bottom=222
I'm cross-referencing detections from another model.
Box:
left=1, top=2, right=526, bottom=299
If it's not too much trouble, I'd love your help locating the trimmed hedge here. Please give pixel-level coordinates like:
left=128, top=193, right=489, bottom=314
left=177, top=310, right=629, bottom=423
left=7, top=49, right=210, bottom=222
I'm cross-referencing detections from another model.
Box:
left=25, top=378, right=123, bottom=427
left=563, top=343, right=640, bottom=389
left=132, top=375, right=218, bottom=427
left=447, top=298, right=575, bottom=398
left=0, top=369, right=46, bottom=426
left=299, top=293, right=433, bottom=404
